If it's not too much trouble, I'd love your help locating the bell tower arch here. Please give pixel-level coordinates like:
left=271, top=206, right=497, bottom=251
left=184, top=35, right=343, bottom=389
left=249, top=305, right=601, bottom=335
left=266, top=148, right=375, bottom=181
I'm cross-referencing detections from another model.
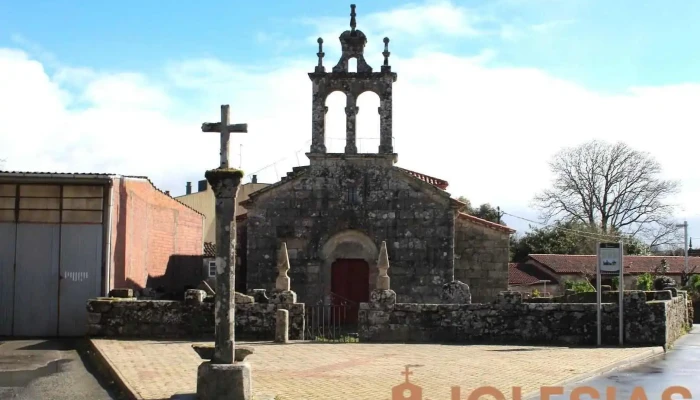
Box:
left=308, top=4, right=398, bottom=158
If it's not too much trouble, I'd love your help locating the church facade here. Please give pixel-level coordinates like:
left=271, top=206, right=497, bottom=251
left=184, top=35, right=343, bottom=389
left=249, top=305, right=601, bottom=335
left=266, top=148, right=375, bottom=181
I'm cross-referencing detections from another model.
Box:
left=240, top=5, right=514, bottom=306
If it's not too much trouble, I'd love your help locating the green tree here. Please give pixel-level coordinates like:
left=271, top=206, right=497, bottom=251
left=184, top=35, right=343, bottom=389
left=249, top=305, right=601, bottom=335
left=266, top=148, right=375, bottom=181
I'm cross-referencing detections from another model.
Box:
left=457, top=196, right=503, bottom=224
left=636, top=273, right=654, bottom=291
left=510, top=220, right=650, bottom=262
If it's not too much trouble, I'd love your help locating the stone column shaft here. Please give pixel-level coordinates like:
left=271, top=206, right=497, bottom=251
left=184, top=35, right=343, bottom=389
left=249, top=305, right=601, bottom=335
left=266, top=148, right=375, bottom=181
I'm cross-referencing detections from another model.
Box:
left=378, top=98, right=393, bottom=154
left=310, top=85, right=327, bottom=153
left=205, top=169, right=243, bottom=365
left=345, top=100, right=358, bottom=154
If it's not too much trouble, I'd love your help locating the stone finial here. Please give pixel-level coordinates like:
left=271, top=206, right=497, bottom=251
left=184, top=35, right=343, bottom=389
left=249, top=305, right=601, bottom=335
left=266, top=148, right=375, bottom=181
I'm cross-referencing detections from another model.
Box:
left=276, top=242, right=291, bottom=291
left=377, top=241, right=390, bottom=290
left=382, top=37, right=390, bottom=66
left=350, top=4, right=357, bottom=31
left=315, top=37, right=325, bottom=73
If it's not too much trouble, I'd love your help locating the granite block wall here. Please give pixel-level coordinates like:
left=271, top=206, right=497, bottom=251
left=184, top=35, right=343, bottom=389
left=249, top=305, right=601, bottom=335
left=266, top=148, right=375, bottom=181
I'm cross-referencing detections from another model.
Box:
left=358, top=290, right=689, bottom=347
left=244, top=161, right=457, bottom=305
left=453, top=217, right=511, bottom=303
left=86, top=293, right=305, bottom=341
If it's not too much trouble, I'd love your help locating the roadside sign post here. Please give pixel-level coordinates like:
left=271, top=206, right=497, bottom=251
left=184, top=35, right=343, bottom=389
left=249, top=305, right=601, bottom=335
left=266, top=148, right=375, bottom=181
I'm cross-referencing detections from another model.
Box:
left=597, top=242, right=624, bottom=346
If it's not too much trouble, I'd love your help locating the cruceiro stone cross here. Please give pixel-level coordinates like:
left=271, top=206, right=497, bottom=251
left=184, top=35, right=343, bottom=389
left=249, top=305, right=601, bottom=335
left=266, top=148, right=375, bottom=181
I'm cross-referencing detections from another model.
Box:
left=202, top=104, right=248, bottom=169
left=194, top=104, right=253, bottom=400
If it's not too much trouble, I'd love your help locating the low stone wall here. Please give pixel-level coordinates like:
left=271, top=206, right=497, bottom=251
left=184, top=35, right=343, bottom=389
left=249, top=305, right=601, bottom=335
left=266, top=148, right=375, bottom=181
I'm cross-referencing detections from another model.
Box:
left=86, top=289, right=305, bottom=341
left=359, top=289, right=689, bottom=347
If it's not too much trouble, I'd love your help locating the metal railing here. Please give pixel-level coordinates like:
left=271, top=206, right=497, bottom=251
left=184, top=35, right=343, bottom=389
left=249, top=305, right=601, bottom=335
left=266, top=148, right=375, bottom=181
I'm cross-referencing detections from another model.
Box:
left=304, top=293, right=360, bottom=343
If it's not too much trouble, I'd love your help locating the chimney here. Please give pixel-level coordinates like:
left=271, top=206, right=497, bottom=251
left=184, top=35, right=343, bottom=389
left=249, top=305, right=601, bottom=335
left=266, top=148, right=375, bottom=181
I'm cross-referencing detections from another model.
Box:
left=198, top=180, right=207, bottom=192
left=186, top=182, right=192, bottom=195
left=252, top=175, right=258, bottom=184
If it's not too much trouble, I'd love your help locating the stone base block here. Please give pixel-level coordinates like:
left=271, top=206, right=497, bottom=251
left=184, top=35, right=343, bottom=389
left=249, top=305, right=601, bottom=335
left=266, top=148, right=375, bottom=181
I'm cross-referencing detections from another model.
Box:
left=234, top=292, right=255, bottom=304
left=441, top=281, right=471, bottom=304
left=268, top=289, right=297, bottom=304
left=197, top=362, right=252, bottom=400
left=370, top=289, right=396, bottom=307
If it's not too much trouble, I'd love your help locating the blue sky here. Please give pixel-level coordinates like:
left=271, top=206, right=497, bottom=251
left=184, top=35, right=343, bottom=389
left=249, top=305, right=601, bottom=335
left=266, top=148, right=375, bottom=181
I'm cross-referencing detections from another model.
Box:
left=1, top=0, right=699, bottom=245
left=2, top=0, right=699, bottom=91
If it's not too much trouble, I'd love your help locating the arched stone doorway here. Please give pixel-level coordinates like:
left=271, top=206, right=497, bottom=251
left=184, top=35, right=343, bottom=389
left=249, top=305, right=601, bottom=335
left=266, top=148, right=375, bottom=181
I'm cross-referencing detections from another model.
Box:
left=320, top=230, right=378, bottom=324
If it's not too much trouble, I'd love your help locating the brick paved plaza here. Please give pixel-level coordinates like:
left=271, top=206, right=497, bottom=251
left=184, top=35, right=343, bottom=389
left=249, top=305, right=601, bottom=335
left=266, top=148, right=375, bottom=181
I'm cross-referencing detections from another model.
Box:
left=91, top=339, right=662, bottom=400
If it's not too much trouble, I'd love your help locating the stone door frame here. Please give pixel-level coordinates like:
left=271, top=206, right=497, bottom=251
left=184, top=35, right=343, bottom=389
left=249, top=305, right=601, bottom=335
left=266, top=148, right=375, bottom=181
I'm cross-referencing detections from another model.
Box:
left=319, top=229, right=379, bottom=305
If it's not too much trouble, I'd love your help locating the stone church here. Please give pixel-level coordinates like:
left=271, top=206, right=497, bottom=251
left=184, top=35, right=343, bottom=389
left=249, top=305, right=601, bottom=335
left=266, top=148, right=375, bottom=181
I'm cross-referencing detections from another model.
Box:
left=239, top=5, right=514, bottom=307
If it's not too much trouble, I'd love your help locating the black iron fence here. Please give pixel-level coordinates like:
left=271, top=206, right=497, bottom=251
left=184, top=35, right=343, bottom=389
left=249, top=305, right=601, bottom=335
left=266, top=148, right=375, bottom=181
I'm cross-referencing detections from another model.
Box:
left=304, top=293, right=360, bottom=343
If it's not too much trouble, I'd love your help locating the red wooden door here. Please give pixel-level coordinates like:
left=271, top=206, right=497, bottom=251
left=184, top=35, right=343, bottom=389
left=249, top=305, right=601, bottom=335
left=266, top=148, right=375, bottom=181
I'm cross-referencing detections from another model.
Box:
left=331, top=258, right=370, bottom=324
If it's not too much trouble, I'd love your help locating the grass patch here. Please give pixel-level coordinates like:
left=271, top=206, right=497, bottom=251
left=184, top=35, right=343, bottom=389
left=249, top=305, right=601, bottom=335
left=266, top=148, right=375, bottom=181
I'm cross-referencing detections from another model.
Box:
left=313, top=335, right=359, bottom=343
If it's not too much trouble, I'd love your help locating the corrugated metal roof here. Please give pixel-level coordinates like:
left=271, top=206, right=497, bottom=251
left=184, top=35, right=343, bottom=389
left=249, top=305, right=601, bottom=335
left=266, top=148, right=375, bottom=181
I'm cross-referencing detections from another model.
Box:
left=0, top=170, right=204, bottom=217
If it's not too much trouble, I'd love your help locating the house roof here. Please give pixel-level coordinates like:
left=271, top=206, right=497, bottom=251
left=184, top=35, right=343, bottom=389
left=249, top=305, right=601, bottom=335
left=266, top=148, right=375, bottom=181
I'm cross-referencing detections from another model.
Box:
left=204, top=242, right=216, bottom=257
left=509, top=262, right=559, bottom=285
left=509, top=263, right=541, bottom=285
left=458, top=212, right=515, bottom=234
left=395, top=168, right=449, bottom=190
left=0, top=170, right=205, bottom=217
left=528, top=254, right=699, bottom=275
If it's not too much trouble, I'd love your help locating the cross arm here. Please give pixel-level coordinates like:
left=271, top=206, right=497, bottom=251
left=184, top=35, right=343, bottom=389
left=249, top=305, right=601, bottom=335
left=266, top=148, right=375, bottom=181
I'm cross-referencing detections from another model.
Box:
left=201, top=123, right=249, bottom=133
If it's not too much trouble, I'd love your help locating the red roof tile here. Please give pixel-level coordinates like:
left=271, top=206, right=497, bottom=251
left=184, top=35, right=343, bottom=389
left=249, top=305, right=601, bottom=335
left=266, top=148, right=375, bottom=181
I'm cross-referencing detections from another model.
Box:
left=509, top=263, right=542, bottom=285
left=529, top=254, right=699, bottom=275
left=458, top=212, right=515, bottom=234
left=203, top=242, right=216, bottom=257
left=396, top=168, right=449, bottom=190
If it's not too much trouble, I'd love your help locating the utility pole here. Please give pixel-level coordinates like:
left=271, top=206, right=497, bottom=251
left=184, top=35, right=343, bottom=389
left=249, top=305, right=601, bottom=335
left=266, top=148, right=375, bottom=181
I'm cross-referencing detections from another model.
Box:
left=676, top=221, right=688, bottom=273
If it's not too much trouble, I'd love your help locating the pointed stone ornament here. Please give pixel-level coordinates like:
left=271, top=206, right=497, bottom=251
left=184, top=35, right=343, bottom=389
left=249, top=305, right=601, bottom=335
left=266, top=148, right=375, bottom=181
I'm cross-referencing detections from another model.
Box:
left=377, top=241, right=390, bottom=290
left=276, top=242, right=291, bottom=291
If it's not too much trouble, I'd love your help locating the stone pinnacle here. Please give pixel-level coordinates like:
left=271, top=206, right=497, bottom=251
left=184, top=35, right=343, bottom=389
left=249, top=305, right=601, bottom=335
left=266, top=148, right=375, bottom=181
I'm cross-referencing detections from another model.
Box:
left=276, top=242, right=291, bottom=291
left=377, top=241, right=390, bottom=290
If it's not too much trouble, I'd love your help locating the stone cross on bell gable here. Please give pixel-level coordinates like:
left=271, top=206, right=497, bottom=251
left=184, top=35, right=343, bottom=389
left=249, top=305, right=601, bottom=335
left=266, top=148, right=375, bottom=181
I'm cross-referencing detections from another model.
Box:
left=201, top=104, right=248, bottom=169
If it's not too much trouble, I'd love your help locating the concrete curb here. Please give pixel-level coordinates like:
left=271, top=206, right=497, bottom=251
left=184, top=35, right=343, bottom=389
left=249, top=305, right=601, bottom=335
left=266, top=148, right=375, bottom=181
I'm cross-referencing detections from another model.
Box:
left=86, top=339, right=143, bottom=400
left=523, top=346, right=665, bottom=400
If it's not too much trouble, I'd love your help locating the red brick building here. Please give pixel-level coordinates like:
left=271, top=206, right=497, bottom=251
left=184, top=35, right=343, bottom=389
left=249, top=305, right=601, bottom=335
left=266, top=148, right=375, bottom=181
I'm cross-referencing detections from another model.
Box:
left=0, top=172, right=204, bottom=337
left=109, top=176, right=205, bottom=290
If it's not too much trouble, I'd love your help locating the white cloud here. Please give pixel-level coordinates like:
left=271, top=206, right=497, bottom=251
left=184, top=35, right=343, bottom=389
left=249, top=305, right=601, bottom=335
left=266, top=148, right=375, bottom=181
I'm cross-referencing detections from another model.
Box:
left=1, top=2, right=700, bottom=242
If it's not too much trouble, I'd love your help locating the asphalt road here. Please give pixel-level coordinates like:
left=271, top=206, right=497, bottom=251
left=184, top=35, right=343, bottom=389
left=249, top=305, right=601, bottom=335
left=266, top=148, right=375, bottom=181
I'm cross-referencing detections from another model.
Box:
left=533, top=325, right=700, bottom=400
left=0, top=339, right=118, bottom=400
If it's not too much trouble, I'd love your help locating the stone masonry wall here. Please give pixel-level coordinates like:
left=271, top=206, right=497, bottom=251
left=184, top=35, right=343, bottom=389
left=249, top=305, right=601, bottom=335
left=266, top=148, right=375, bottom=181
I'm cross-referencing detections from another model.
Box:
left=245, top=159, right=456, bottom=304
left=453, top=217, right=510, bottom=303
left=86, top=295, right=305, bottom=341
left=359, top=290, right=689, bottom=347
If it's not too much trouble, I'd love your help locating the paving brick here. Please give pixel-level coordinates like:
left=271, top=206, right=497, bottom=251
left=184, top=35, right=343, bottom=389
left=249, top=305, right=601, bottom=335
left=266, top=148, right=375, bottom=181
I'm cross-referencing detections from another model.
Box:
left=91, top=339, right=659, bottom=400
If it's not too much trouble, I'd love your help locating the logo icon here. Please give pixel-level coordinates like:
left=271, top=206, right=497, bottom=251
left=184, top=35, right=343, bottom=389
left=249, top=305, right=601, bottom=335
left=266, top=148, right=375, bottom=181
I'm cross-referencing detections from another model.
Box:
left=392, top=365, right=424, bottom=400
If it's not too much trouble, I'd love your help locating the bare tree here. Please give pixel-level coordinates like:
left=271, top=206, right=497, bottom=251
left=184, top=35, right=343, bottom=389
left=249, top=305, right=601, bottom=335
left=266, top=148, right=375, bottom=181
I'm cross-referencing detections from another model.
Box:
left=533, top=140, right=681, bottom=247
left=0, top=158, right=5, bottom=169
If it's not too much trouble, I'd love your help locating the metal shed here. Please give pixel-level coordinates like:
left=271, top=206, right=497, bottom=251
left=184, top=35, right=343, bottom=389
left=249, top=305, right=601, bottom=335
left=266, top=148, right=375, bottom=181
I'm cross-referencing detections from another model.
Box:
left=0, top=172, right=113, bottom=337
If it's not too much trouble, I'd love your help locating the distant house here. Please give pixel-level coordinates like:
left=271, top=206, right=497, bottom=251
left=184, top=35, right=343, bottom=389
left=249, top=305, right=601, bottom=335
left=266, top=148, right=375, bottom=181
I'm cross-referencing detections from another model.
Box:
left=0, top=171, right=204, bottom=337
left=201, top=213, right=248, bottom=293
left=508, top=262, right=559, bottom=295
left=175, top=176, right=269, bottom=245
left=517, top=254, right=699, bottom=294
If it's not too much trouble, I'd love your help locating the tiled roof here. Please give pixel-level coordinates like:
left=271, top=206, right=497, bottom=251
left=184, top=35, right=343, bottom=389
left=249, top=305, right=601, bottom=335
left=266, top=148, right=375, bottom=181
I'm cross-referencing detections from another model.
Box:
left=529, top=254, right=699, bottom=275
left=508, top=263, right=541, bottom=285
left=458, top=212, right=515, bottom=234
left=396, top=168, right=449, bottom=190
left=204, top=242, right=216, bottom=257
